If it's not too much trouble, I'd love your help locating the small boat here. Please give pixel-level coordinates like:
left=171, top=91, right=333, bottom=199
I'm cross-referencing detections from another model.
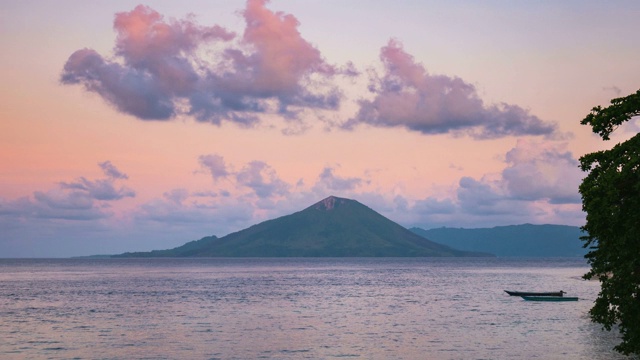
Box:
left=504, top=290, right=565, bottom=297
left=521, top=296, right=578, bottom=302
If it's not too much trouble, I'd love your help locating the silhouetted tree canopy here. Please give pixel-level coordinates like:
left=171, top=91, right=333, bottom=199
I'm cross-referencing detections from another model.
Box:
left=580, top=89, right=640, bottom=355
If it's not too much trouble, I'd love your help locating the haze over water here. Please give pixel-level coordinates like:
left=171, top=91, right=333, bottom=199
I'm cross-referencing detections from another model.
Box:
left=0, top=258, right=628, bottom=359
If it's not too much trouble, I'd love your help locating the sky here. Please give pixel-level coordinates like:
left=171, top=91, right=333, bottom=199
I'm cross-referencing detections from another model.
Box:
left=2, top=0, right=639, bottom=257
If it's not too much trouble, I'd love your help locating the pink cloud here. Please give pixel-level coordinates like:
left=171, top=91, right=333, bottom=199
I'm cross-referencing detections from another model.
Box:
left=236, top=161, right=290, bottom=199
left=61, top=1, right=345, bottom=127
left=394, top=139, right=584, bottom=228
left=452, top=139, right=581, bottom=218
left=432, top=139, right=582, bottom=218
left=114, top=5, right=234, bottom=95
left=200, top=0, right=342, bottom=120
left=114, top=5, right=234, bottom=63
left=315, top=167, right=363, bottom=192
left=61, top=48, right=177, bottom=119
left=99, top=160, right=129, bottom=180
left=198, top=154, right=289, bottom=199
left=0, top=162, right=134, bottom=221
left=198, top=154, right=230, bottom=180
left=239, top=0, right=335, bottom=93
left=60, top=161, right=135, bottom=201
left=346, top=39, right=558, bottom=139
left=163, top=188, right=190, bottom=204
left=502, top=139, right=582, bottom=204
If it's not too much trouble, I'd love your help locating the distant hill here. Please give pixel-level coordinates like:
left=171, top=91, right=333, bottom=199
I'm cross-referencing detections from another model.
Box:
left=410, top=224, right=587, bottom=257
left=114, top=196, right=491, bottom=257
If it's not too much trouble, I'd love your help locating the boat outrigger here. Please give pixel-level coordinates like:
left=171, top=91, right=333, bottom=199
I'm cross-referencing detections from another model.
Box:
left=521, top=295, right=578, bottom=302
left=504, top=290, right=565, bottom=297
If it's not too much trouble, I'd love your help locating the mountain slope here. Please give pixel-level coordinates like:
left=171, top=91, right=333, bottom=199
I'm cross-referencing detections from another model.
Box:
left=411, top=224, right=587, bottom=257
left=115, top=196, right=491, bottom=257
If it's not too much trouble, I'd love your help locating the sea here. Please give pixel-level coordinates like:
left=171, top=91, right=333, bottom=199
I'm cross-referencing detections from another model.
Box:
left=0, top=257, right=632, bottom=360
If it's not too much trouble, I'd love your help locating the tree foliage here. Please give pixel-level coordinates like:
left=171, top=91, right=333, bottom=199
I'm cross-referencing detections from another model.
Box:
left=579, top=89, right=640, bottom=355
left=581, top=90, right=640, bottom=140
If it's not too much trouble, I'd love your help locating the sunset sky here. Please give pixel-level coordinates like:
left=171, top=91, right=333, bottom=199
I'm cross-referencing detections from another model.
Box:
left=2, top=0, right=639, bottom=257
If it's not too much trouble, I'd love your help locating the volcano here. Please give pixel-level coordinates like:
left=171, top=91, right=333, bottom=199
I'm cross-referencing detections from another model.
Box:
left=115, top=196, right=492, bottom=257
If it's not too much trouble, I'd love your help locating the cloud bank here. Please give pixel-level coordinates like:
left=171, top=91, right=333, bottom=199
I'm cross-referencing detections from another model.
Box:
left=185, top=142, right=583, bottom=231
left=407, top=139, right=583, bottom=227
left=1, top=143, right=577, bottom=232
left=0, top=161, right=134, bottom=221
left=1, top=144, right=584, bottom=256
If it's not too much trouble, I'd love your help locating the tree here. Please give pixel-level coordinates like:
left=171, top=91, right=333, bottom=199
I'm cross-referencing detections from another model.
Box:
left=579, top=89, right=640, bottom=355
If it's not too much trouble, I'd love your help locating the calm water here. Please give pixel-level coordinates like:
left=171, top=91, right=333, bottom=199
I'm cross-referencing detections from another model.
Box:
left=0, top=258, right=630, bottom=360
